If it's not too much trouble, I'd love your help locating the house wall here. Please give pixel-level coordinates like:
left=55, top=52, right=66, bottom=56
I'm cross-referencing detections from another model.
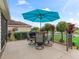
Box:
left=8, top=26, right=14, bottom=31
left=0, top=0, right=10, bottom=56
left=8, top=26, right=31, bottom=32
left=17, top=27, right=31, bottom=32
left=0, top=9, right=8, bottom=56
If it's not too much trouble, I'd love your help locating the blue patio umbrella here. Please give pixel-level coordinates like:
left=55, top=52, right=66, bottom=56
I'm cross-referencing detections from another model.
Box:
left=22, top=9, right=60, bottom=29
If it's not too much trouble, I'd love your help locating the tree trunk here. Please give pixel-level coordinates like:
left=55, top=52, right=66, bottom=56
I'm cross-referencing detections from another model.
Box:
left=47, top=30, right=49, bottom=43
left=47, top=30, right=48, bottom=37
left=52, top=31, right=54, bottom=42
left=60, top=32, right=64, bottom=42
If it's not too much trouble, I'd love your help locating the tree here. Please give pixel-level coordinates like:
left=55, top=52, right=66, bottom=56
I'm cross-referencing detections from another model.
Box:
left=56, top=21, right=67, bottom=42
left=66, top=23, right=75, bottom=33
left=66, top=23, right=75, bottom=51
left=31, top=27, right=40, bottom=32
left=50, top=25, right=55, bottom=42
left=44, top=24, right=51, bottom=41
left=44, top=23, right=51, bottom=32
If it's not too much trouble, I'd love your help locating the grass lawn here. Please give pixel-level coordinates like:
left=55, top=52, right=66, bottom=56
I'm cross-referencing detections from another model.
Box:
left=73, top=37, right=79, bottom=48
left=73, top=29, right=79, bottom=48
left=54, top=33, right=66, bottom=42
left=53, top=32, right=79, bottom=48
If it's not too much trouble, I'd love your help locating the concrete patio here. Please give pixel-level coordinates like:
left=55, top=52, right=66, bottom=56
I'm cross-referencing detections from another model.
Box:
left=1, top=40, right=79, bottom=59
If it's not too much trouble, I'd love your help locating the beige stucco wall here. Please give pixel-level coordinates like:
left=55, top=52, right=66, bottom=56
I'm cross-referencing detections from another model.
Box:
left=17, top=27, right=31, bottom=32
left=0, top=0, right=10, bottom=53
left=8, top=26, right=31, bottom=32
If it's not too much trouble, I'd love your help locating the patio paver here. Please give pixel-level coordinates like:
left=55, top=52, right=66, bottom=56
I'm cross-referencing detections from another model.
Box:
left=1, top=40, right=79, bottom=59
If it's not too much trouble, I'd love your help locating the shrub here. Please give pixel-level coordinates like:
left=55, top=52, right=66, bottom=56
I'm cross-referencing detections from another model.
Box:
left=14, top=32, right=28, bottom=40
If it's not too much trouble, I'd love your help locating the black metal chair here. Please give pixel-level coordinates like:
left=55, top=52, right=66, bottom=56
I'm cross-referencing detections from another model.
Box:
left=28, top=32, right=36, bottom=45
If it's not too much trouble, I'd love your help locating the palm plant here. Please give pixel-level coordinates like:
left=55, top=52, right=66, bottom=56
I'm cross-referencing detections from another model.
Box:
left=56, top=21, right=67, bottom=42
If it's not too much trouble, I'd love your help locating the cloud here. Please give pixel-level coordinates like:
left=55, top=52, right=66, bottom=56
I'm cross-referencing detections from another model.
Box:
left=67, top=18, right=75, bottom=23
left=77, top=12, right=79, bottom=16
left=62, top=0, right=79, bottom=13
left=17, top=0, right=34, bottom=10
left=43, top=8, right=51, bottom=11
left=11, top=17, right=21, bottom=21
left=62, top=0, right=71, bottom=13
left=17, top=0, right=29, bottom=5
left=69, top=12, right=73, bottom=15
left=65, top=18, right=79, bottom=27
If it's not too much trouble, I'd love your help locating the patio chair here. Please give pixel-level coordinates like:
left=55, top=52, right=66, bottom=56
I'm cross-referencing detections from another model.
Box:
left=35, top=32, right=44, bottom=50
left=28, top=32, right=36, bottom=45
left=45, top=31, right=52, bottom=47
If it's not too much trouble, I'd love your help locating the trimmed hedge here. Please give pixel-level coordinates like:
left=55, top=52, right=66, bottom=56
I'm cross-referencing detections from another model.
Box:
left=14, top=32, right=28, bottom=40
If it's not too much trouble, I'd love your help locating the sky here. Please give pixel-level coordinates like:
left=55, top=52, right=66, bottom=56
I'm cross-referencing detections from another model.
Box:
left=7, top=0, right=79, bottom=27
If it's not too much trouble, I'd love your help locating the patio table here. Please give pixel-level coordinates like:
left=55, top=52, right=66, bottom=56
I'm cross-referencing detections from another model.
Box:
left=29, top=31, right=50, bottom=46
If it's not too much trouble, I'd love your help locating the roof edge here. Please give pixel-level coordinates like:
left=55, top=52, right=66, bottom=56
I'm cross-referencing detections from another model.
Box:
left=0, top=0, right=10, bottom=20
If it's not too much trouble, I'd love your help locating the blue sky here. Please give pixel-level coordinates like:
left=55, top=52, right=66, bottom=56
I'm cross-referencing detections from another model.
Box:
left=7, top=0, right=79, bottom=27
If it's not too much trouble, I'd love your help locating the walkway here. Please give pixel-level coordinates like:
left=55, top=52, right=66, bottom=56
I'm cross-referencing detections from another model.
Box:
left=1, top=40, right=79, bottom=59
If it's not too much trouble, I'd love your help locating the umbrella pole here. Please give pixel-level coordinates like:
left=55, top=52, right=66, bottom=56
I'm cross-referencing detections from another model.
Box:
left=40, top=19, right=42, bottom=31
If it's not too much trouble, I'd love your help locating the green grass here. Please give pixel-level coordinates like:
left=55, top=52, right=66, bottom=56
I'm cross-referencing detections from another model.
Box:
left=73, top=29, right=79, bottom=48
left=53, top=32, right=79, bottom=48
left=73, top=37, right=79, bottom=48
left=54, top=33, right=66, bottom=42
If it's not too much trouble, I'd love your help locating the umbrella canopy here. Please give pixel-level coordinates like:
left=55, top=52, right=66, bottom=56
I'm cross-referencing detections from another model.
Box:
left=22, top=9, right=60, bottom=28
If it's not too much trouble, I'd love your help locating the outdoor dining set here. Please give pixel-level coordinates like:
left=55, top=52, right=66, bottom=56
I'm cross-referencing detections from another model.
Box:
left=22, top=9, right=60, bottom=50
left=27, top=31, right=53, bottom=50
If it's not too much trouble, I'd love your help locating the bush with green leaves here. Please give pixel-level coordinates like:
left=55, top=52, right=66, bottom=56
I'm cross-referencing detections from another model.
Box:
left=14, top=32, right=28, bottom=40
